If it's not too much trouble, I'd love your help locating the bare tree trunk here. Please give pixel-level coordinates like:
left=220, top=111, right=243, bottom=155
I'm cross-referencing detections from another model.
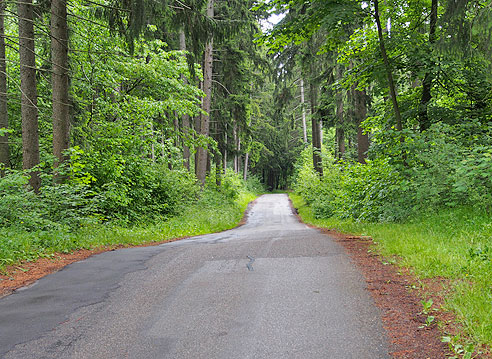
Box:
left=300, top=78, right=307, bottom=144
left=418, top=0, right=438, bottom=132
left=215, top=151, right=222, bottom=186
left=223, top=126, right=227, bottom=173
left=243, top=152, right=249, bottom=181
left=194, top=115, right=200, bottom=175
left=373, top=0, right=403, bottom=132
left=233, top=121, right=238, bottom=173
left=309, top=76, right=322, bottom=175
left=19, top=0, right=40, bottom=191
left=335, top=66, right=345, bottom=161
left=355, top=89, right=369, bottom=163
left=179, top=28, right=191, bottom=170
left=161, top=128, right=165, bottom=160
left=173, top=115, right=179, bottom=147
left=196, top=0, right=213, bottom=186
left=237, top=136, right=241, bottom=174
left=51, top=0, right=70, bottom=172
left=310, top=84, right=322, bottom=174
left=0, top=0, right=9, bottom=175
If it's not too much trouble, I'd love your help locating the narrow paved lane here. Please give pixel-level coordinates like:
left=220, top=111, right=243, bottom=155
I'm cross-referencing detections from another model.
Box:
left=0, top=194, right=390, bottom=358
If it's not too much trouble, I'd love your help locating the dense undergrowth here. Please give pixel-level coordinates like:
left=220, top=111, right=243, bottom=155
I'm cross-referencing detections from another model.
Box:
left=0, top=166, right=261, bottom=273
left=291, top=124, right=492, bottom=351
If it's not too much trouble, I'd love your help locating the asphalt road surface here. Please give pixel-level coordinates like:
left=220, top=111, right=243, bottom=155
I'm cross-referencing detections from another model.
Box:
left=0, top=194, right=390, bottom=359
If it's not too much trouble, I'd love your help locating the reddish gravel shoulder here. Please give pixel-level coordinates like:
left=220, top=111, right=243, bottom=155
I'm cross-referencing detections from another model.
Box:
left=289, top=200, right=465, bottom=358
left=0, top=199, right=257, bottom=298
left=1, top=198, right=485, bottom=359
left=326, top=230, right=453, bottom=358
left=0, top=239, right=183, bottom=299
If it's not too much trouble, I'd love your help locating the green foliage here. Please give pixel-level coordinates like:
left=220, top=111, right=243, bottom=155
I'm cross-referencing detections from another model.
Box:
left=442, top=335, right=479, bottom=359
left=454, top=146, right=492, bottom=212
left=0, top=169, right=257, bottom=272
left=294, top=148, right=408, bottom=222
left=93, top=160, right=199, bottom=222
left=244, top=174, right=267, bottom=194
left=219, top=169, right=245, bottom=200
left=294, top=121, right=492, bottom=223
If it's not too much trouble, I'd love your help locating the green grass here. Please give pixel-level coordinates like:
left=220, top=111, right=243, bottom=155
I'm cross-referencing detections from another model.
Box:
left=289, top=192, right=492, bottom=347
left=0, top=190, right=256, bottom=273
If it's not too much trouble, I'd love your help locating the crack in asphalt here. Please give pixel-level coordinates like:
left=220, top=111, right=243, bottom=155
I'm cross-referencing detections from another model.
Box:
left=246, top=256, right=255, bottom=271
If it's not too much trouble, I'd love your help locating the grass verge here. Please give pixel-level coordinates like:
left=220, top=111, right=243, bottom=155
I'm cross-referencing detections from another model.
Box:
left=0, top=190, right=256, bottom=274
left=290, top=192, right=492, bottom=351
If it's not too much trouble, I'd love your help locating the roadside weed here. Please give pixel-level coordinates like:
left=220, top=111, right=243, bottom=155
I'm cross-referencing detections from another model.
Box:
left=442, top=336, right=480, bottom=359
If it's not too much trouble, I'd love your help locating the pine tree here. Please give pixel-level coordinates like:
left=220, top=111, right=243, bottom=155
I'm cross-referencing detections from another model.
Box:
left=18, top=0, right=40, bottom=191
left=0, top=0, right=8, bottom=174
left=51, top=0, right=70, bottom=173
left=196, top=0, right=214, bottom=186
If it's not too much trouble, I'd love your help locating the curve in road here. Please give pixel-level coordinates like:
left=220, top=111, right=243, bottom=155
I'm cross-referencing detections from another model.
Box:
left=0, top=194, right=390, bottom=359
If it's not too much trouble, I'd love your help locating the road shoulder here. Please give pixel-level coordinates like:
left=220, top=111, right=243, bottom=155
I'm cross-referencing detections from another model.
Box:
left=289, top=198, right=454, bottom=359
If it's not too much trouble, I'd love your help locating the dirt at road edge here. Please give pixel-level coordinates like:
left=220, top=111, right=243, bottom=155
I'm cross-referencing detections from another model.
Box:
left=0, top=199, right=258, bottom=298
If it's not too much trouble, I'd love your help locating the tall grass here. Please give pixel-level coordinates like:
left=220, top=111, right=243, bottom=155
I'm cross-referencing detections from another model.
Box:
left=290, top=192, right=492, bottom=346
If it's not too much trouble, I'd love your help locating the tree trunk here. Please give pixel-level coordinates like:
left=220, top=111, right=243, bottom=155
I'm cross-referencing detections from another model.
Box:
left=310, top=79, right=322, bottom=175
left=223, top=126, right=227, bottom=173
left=300, top=78, right=307, bottom=145
left=354, top=88, right=369, bottom=163
left=195, top=0, right=213, bottom=186
left=243, top=152, right=249, bottom=181
left=19, top=0, right=40, bottom=191
left=373, top=0, right=403, bottom=132
left=335, top=66, right=345, bottom=161
left=179, top=28, right=191, bottom=170
left=161, top=128, right=165, bottom=160
left=233, top=121, right=238, bottom=173
left=194, top=115, right=200, bottom=175
left=51, top=0, right=70, bottom=172
left=418, top=0, right=438, bottom=132
left=237, top=136, right=241, bottom=174
left=215, top=150, right=222, bottom=186
left=0, top=0, right=9, bottom=175
left=173, top=115, right=179, bottom=148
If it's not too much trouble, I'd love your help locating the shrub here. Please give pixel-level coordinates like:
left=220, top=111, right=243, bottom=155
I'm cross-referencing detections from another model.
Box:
left=95, top=161, right=199, bottom=222
left=220, top=169, right=244, bottom=200
left=293, top=123, right=492, bottom=223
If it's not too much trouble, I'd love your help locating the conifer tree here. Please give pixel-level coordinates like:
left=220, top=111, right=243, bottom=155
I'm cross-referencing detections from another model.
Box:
left=0, top=0, right=8, bottom=174
left=18, top=0, right=40, bottom=191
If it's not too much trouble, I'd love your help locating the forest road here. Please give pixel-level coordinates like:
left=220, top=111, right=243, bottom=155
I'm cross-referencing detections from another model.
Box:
left=0, top=194, right=390, bottom=359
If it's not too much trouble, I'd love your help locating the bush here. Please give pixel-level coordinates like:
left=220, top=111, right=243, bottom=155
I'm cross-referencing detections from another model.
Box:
left=0, top=169, right=99, bottom=231
left=293, top=123, right=492, bottom=223
left=0, top=170, right=40, bottom=229
left=453, top=146, right=492, bottom=212
left=220, top=169, right=245, bottom=200
left=245, top=174, right=266, bottom=194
